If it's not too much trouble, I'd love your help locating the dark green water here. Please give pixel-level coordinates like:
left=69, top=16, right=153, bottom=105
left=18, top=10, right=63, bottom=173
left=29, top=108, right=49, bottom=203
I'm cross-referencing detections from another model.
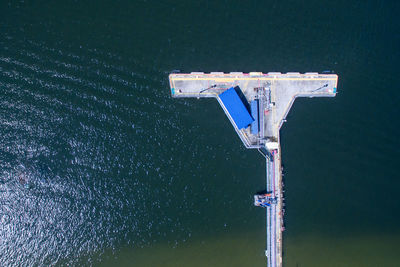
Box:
left=0, top=1, right=399, bottom=266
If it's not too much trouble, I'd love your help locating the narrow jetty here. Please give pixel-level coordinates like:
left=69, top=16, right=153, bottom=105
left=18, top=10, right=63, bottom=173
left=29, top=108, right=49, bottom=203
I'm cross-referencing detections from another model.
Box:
left=169, top=72, right=338, bottom=267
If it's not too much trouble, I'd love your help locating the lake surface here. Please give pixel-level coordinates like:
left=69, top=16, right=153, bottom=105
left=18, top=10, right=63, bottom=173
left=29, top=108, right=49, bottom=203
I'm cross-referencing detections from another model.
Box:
left=0, top=1, right=399, bottom=266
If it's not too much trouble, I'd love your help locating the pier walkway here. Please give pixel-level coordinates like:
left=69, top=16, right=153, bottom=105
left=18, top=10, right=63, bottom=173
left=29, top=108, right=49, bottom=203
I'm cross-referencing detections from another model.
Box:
left=169, top=72, right=338, bottom=267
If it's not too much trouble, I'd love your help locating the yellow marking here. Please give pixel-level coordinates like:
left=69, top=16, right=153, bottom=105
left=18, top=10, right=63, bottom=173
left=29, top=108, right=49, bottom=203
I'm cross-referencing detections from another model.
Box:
left=175, top=92, right=218, bottom=96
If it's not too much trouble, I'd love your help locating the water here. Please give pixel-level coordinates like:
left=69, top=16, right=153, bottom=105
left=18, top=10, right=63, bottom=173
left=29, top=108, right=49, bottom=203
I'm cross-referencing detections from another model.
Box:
left=0, top=1, right=399, bottom=266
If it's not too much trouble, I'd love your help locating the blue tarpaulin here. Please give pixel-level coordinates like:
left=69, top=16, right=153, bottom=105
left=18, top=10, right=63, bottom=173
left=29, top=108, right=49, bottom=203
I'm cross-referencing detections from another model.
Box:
left=219, top=87, right=254, bottom=129
left=250, top=99, right=259, bottom=134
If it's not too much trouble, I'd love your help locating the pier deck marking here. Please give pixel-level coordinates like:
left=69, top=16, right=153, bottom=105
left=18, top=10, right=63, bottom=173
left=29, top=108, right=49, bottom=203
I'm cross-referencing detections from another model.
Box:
left=170, top=77, right=337, bottom=82
left=169, top=72, right=337, bottom=267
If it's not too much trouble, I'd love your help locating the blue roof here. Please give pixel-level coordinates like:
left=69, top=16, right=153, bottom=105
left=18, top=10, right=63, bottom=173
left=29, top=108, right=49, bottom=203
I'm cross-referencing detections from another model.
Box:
left=219, top=87, right=254, bottom=129
left=250, top=99, right=259, bottom=134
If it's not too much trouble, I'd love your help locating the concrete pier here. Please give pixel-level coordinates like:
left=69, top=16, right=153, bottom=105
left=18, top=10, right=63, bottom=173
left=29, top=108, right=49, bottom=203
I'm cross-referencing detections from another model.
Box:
left=169, top=72, right=338, bottom=267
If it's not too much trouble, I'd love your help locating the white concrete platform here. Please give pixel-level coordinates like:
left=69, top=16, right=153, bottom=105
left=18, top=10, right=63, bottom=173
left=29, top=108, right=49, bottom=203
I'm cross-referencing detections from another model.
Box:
left=170, top=72, right=337, bottom=146
left=169, top=72, right=338, bottom=267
